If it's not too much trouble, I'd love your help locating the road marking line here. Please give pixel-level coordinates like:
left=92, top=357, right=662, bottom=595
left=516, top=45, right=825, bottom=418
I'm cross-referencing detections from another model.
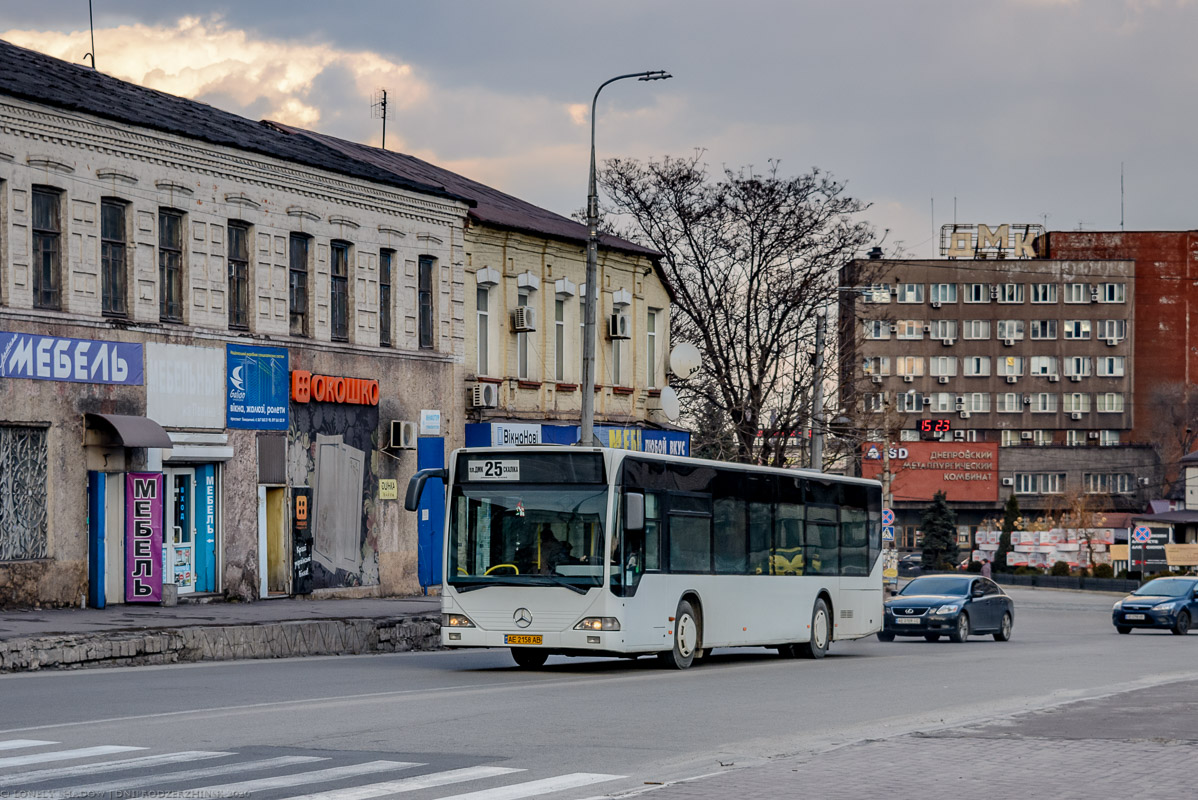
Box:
left=44, top=755, right=327, bottom=798
left=0, top=751, right=230, bottom=787
left=434, top=773, right=625, bottom=800
left=0, top=739, right=58, bottom=750
left=0, top=745, right=144, bottom=768
left=192, top=761, right=422, bottom=794
left=280, top=766, right=525, bottom=800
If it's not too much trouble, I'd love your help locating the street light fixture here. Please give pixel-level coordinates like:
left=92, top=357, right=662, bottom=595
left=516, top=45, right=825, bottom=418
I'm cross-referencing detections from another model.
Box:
left=580, top=70, right=672, bottom=447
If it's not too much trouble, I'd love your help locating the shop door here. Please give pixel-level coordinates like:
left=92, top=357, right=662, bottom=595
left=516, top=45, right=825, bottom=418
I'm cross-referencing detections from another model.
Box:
left=164, top=468, right=197, bottom=595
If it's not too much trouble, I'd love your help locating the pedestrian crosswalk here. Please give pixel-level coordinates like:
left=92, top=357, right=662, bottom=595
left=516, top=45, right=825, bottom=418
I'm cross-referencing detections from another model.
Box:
left=0, top=738, right=627, bottom=799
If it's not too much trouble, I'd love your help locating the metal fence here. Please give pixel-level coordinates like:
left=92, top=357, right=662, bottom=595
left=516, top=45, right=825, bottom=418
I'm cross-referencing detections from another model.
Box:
left=993, top=573, right=1140, bottom=593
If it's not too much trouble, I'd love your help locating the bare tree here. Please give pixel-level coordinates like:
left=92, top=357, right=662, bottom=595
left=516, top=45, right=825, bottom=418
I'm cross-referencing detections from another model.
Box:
left=1146, top=382, right=1198, bottom=494
left=599, top=153, right=874, bottom=464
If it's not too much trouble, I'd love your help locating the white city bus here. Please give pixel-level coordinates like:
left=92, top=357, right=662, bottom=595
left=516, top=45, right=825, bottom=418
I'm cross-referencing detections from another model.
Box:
left=406, top=446, right=884, bottom=669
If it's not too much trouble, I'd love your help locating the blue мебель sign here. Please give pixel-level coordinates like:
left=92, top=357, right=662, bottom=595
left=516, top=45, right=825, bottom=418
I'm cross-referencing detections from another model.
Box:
left=0, top=331, right=143, bottom=385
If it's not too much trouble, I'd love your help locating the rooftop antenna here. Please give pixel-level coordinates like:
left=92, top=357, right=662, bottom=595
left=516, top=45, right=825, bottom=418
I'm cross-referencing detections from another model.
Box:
left=371, top=89, right=393, bottom=150
left=83, top=0, right=96, bottom=70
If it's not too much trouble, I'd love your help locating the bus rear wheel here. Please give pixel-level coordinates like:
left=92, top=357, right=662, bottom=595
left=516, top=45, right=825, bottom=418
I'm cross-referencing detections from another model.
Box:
left=511, top=648, right=549, bottom=669
left=796, top=598, right=831, bottom=659
left=658, top=600, right=700, bottom=669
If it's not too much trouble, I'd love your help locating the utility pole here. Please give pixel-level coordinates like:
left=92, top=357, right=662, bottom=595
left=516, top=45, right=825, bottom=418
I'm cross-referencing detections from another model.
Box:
left=371, top=90, right=392, bottom=150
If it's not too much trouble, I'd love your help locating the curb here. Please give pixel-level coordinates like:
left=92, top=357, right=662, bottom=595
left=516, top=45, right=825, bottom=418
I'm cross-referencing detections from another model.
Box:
left=0, top=614, right=442, bottom=673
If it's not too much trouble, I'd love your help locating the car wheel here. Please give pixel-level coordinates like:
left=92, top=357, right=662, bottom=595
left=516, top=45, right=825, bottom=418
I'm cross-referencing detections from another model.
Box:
left=511, top=648, right=549, bottom=669
left=1172, top=610, right=1191, bottom=636
left=1115, top=625, right=1132, bottom=635
left=876, top=631, right=895, bottom=642
left=949, top=613, right=970, bottom=643
left=924, top=634, right=940, bottom=642
left=796, top=598, right=831, bottom=659
left=993, top=612, right=1013, bottom=642
left=658, top=600, right=700, bottom=669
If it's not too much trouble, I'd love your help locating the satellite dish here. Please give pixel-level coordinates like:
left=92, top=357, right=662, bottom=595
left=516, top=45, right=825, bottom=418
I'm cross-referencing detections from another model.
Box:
left=669, top=342, right=701, bottom=380
left=658, top=386, right=681, bottom=422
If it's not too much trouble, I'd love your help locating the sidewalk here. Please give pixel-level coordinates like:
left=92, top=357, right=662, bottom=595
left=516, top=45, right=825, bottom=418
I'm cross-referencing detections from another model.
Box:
left=0, top=595, right=442, bottom=673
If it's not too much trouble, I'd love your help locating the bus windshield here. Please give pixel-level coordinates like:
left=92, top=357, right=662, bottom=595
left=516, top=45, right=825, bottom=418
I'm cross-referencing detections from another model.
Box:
left=448, top=485, right=608, bottom=591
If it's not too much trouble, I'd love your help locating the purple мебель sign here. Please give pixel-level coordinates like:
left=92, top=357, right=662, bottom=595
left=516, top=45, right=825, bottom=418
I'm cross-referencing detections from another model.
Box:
left=0, top=331, right=143, bottom=385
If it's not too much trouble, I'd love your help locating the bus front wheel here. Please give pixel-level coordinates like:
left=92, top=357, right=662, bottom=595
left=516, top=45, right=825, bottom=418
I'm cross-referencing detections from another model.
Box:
left=658, top=600, right=700, bottom=669
left=796, top=598, right=831, bottom=659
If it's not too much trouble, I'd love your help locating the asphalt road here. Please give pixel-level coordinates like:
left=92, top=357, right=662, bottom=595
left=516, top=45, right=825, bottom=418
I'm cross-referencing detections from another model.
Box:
left=1, top=586, right=1195, bottom=799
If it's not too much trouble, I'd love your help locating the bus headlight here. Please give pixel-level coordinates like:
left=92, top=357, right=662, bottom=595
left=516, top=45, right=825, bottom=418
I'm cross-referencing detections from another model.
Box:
left=442, top=613, right=476, bottom=628
left=574, top=617, right=621, bottom=631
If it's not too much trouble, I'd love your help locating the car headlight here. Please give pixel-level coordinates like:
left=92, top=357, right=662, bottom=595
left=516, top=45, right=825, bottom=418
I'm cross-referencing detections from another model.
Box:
left=574, top=617, right=621, bottom=631
left=1152, top=601, right=1180, bottom=611
left=1112, top=601, right=1123, bottom=611
left=442, top=613, right=476, bottom=628
left=936, top=604, right=960, bottom=614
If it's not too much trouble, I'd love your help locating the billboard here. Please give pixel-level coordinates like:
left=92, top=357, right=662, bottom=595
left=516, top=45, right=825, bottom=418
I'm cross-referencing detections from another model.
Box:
left=125, top=472, right=163, bottom=603
left=861, top=441, right=999, bottom=503
left=147, top=343, right=225, bottom=429
left=0, top=331, right=142, bottom=385
left=226, top=344, right=289, bottom=430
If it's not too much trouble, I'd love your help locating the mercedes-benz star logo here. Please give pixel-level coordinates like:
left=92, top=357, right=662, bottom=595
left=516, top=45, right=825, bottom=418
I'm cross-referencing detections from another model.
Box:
left=513, top=608, right=533, bottom=628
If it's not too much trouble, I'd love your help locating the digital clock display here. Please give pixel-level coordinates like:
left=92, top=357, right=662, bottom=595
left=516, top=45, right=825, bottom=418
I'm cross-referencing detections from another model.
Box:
left=919, top=419, right=952, bottom=439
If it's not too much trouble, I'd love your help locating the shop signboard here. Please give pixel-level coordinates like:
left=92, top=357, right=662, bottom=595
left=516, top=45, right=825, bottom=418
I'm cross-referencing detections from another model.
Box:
left=226, top=344, right=289, bottom=430
left=292, top=488, right=313, bottom=595
left=125, top=472, right=163, bottom=603
left=641, top=429, right=690, bottom=457
left=0, top=331, right=142, bottom=385
left=147, top=344, right=225, bottom=429
left=861, top=442, right=999, bottom=503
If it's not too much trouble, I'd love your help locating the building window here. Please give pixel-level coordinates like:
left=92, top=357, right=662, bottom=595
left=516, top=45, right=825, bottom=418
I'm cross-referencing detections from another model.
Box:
left=158, top=209, right=184, bottom=322
left=864, top=393, right=886, bottom=413
left=32, top=188, right=62, bottom=310
left=1029, top=320, right=1058, bottom=340
left=863, top=356, right=889, bottom=376
left=997, top=283, right=1025, bottom=303
left=646, top=308, right=659, bottom=388
left=1063, top=393, right=1090, bottom=413
left=1063, top=356, right=1091, bottom=378
left=864, top=319, right=890, bottom=340
left=996, top=320, right=1024, bottom=341
left=289, top=234, right=310, bottom=337
left=330, top=241, right=350, bottom=342
left=1033, top=429, right=1053, bottom=446
left=1100, top=283, right=1126, bottom=303
left=894, top=392, right=921, bottom=412
left=963, top=356, right=991, bottom=377
left=929, top=319, right=957, bottom=340
left=1031, top=283, right=1058, bottom=303
left=1086, top=473, right=1133, bottom=494
left=896, top=283, right=924, bottom=303
left=100, top=199, right=127, bottom=317
left=0, top=426, right=49, bottom=561
left=418, top=255, right=434, bottom=349
left=1015, top=472, right=1066, bottom=495
left=896, top=320, right=923, bottom=340
left=556, top=299, right=567, bottom=382
left=963, top=320, right=990, bottom=340
left=930, top=283, right=957, bottom=303
left=1063, top=283, right=1089, bottom=303
left=928, top=356, right=956, bottom=377
left=1066, top=430, right=1085, bottom=446
left=1096, top=393, right=1124, bottom=413
left=965, top=392, right=990, bottom=413
left=1097, top=356, right=1125, bottom=377
left=1100, top=430, right=1121, bottom=446
left=895, top=356, right=924, bottom=377
left=227, top=222, right=250, bottom=330
left=517, top=289, right=531, bottom=380
left=964, top=283, right=989, bottom=303
left=1001, top=430, right=1019, bottom=447
left=929, top=392, right=953, bottom=412
left=379, top=249, right=393, bottom=347
left=1030, top=356, right=1059, bottom=376
left=997, top=356, right=1024, bottom=377
left=1098, top=319, right=1126, bottom=341
left=863, top=284, right=891, bottom=304
left=1032, top=393, right=1057, bottom=413
left=1064, top=320, right=1092, bottom=340
left=477, top=287, right=490, bottom=376
left=997, top=393, right=1021, bottom=413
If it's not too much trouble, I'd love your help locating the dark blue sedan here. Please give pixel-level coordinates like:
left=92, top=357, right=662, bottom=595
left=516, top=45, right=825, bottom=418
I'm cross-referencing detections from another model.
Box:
left=1112, top=576, right=1198, bottom=635
left=879, top=575, right=1014, bottom=643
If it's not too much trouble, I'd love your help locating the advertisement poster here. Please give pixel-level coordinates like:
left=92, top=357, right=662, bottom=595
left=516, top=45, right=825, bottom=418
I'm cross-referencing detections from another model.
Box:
left=861, top=441, right=999, bottom=503
left=292, top=488, right=313, bottom=595
left=226, top=343, right=289, bottom=430
left=0, top=331, right=143, bottom=385
left=125, top=472, right=164, bottom=603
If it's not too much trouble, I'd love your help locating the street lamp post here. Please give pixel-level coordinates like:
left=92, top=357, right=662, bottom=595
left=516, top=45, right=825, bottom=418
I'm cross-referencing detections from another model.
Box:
left=580, top=69, right=671, bottom=447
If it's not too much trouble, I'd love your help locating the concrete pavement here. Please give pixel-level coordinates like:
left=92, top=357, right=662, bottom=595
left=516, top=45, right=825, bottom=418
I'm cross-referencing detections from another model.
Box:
left=0, top=595, right=442, bottom=672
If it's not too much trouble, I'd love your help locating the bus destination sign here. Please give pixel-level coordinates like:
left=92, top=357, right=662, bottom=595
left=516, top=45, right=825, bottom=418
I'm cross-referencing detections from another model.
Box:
left=467, top=459, right=521, bottom=481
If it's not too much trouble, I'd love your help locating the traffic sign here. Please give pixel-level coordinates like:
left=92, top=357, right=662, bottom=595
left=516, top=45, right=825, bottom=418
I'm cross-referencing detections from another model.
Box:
left=882, top=525, right=895, bottom=541
left=1132, top=525, right=1152, bottom=544
left=881, top=508, right=895, bottom=526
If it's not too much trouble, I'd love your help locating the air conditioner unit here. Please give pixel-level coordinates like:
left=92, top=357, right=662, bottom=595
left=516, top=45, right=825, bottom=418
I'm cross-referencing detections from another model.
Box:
left=871, top=375, right=883, bottom=384
left=1003, top=338, right=1015, bottom=347
left=1106, top=337, right=1119, bottom=346
left=1048, top=374, right=1060, bottom=383
left=923, top=325, right=932, bottom=333
left=1001, top=477, right=1014, bottom=487
left=1138, top=477, right=1151, bottom=486
left=938, top=376, right=950, bottom=384
left=471, top=382, right=499, bottom=409
left=953, top=430, right=966, bottom=440
left=902, top=375, right=914, bottom=383
left=989, top=286, right=999, bottom=299
left=1090, top=289, right=1100, bottom=302
left=1069, top=374, right=1082, bottom=382
left=1070, top=412, right=1083, bottom=420
left=1023, top=396, right=1032, bottom=405
left=511, top=306, right=537, bottom=332
left=388, top=420, right=418, bottom=450
left=930, top=301, right=942, bottom=309
left=942, top=338, right=956, bottom=346
left=959, top=411, right=971, bottom=419
left=1087, top=431, right=1100, bottom=439
left=607, top=312, right=631, bottom=340
left=889, top=324, right=898, bottom=333
left=889, top=285, right=899, bottom=295
left=920, top=397, right=931, bottom=407
left=1021, top=431, right=1033, bottom=440
left=1006, top=375, right=1018, bottom=384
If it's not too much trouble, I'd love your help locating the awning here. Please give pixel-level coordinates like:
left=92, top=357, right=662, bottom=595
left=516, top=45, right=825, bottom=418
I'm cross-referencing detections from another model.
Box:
left=85, top=413, right=174, bottom=448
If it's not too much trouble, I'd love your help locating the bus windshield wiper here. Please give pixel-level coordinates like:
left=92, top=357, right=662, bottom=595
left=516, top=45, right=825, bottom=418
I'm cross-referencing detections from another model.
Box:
left=527, top=575, right=590, bottom=594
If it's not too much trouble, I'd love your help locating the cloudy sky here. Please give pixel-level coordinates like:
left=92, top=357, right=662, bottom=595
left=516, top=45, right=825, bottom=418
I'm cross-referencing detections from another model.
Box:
left=2, top=1, right=1195, bottom=256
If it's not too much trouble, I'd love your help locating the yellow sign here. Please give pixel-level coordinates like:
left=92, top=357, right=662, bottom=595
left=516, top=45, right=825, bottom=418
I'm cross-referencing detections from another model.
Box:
left=1110, top=544, right=1129, bottom=561
left=883, top=568, right=898, bottom=578
left=379, top=479, right=398, bottom=500
left=1166, top=544, right=1198, bottom=566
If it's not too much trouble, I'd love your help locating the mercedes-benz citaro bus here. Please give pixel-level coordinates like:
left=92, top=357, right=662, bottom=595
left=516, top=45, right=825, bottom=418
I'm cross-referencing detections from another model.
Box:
left=405, top=446, right=884, bottom=669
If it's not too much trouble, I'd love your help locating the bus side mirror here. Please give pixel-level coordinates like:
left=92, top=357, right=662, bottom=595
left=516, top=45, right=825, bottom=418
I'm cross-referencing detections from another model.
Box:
left=405, top=468, right=447, bottom=512
left=624, top=492, right=645, bottom=531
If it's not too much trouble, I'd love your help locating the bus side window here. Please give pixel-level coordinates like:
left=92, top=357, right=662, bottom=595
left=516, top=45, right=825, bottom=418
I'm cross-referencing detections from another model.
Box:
left=714, top=497, right=747, bottom=574
left=748, top=501, right=772, bottom=575
left=643, top=492, right=661, bottom=571
left=773, top=502, right=805, bottom=575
